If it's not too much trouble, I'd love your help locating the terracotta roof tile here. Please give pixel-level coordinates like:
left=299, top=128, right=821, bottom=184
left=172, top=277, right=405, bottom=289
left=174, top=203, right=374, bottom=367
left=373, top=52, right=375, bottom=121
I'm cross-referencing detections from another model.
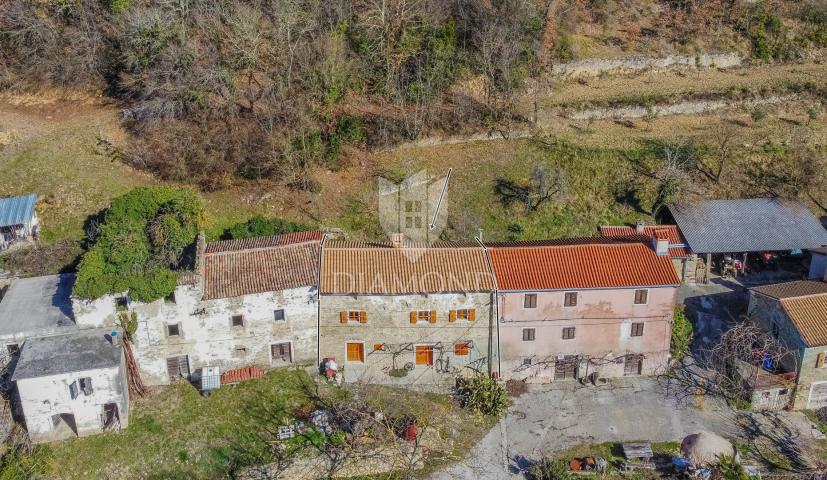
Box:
left=752, top=280, right=827, bottom=300
left=779, top=294, right=827, bottom=347
left=600, top=225, right=690, bottom=258
left=203, top=232, right=322, bottom=300
left=321, top=240, right=493, bottom=295
left=205, top=231, right=323, bottom=254
left=488, top=241, right=680, bottom=291
left=221, top=367, right=264, bottom=384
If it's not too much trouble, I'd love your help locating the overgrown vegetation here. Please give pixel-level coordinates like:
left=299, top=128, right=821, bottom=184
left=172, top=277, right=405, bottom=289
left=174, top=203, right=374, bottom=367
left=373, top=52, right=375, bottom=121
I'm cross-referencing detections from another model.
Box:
left=529, top=457, right=571, bottom=480
left=222, top=215, right=312, bottom=240
left=671, top=306, right=694, bottom=362
left=73, top=187, right=202, bottom=302
left=456, top=374, right=508, bottom=418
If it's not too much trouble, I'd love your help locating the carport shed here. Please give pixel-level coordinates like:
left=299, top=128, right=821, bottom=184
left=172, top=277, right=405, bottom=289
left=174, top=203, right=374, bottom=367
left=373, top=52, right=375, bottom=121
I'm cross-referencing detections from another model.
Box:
left=668, top=199, right=827, bottom=282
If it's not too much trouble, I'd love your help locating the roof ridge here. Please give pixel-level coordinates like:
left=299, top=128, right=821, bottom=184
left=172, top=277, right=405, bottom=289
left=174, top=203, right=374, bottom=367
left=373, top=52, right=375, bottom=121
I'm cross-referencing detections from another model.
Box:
left=205, top=240, right=319, bottom=256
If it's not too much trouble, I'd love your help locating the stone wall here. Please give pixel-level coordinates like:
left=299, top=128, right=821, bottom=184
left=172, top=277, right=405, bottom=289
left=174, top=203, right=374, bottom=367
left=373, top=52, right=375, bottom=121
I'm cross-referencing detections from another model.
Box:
left=319, top=292, right=495, bottom=385
left=16, top=357, right=128, bottom=443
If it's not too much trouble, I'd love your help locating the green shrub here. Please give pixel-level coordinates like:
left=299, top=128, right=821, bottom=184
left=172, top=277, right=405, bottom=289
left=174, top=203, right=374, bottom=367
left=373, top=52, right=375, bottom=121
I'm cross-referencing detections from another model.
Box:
left=553, top=34, right=576, bottom=62
left=529, top=458, right=571, bottom=480
left=456, top=374, right=508, bottom=417
left=751, top=106, right=767, bottom=122
left=671, top=306, right=694, bottom=361
left=73, top=187, right=202, bottom=302
left=222, top=215, right=312, bottom=240
left=108, top=0, right=129, bottom=14
left=717, top=455, right=750, bottom=480
left=0, top=447, right=51, bottom=480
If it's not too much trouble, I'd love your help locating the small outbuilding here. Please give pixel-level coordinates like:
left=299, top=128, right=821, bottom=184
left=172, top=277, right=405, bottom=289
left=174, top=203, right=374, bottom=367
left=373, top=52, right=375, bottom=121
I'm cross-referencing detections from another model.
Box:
left=11, top=328, right=129, bottom=443
left=0, top=194, right=39, bottom=250
left=668, top=198, right=827, bottom=281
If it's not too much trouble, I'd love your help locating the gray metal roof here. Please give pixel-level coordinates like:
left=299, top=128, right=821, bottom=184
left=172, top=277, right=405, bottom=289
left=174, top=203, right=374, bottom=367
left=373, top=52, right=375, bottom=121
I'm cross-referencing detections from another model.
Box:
left=669, top=198, right=827, bottom=254
left=0, top=274, right=76, bottom=337
left=0, top=194, right=36, bottom=228
left=11, top=328, right=122, bottom=381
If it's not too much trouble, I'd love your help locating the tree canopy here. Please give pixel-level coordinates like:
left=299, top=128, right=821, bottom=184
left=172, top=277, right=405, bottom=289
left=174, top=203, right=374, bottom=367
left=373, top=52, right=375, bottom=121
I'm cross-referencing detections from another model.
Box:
left=73, top=187, right=203, bottom=302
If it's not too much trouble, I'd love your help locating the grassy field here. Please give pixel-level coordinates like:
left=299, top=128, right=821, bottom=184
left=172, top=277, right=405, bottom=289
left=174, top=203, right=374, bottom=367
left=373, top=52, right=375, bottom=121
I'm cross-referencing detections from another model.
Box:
left=1, top=369, right=491, bottom=479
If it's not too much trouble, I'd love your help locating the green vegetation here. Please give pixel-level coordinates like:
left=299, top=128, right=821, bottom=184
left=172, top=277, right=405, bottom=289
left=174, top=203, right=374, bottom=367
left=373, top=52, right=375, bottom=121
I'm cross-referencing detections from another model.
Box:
left=0, top=446, right=51, bottom=480
left=529, top=458, right=571, bottom=480
left=456, top=374, right=508, bottom=417
left=671, top=306, right=694, bottom=361
left=73, top=187, right=202, bottom=302
left=222, top=215, right=312, bottom=241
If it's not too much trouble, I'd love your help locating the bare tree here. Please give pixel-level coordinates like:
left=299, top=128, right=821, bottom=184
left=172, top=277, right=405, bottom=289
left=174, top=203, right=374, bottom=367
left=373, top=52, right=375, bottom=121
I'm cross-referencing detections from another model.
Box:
left=698, top=123, right=737, bottom=183
left=495, top=164, right=569, bottom=213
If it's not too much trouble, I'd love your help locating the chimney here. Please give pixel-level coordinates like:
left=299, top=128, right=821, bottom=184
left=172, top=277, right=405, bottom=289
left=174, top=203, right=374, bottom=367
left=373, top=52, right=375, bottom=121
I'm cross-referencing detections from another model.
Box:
left=635, top=220, right=646, bottom=234
left=390, top=233, right=404, bottom=249
left=652, top=229, right=669, bottom=256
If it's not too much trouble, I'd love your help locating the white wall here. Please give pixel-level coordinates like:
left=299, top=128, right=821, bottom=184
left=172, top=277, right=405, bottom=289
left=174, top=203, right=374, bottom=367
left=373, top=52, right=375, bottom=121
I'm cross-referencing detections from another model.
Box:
left=16, top=360, right=128, bottom=443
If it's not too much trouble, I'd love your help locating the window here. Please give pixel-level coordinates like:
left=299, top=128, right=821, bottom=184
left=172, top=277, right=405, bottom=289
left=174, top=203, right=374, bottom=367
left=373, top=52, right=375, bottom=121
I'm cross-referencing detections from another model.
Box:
left=79, top=377, right=93, bottom=396
left=415, top=345, right=434, bottom=365
left=274, top=309, right=285, bottom=322
left=166, top=323, right=181, bottom=337
left=271, top=343, right=292, bottom=363
left=524, top=294, right=537, bottom=309
left=454, top=342, right=470, bottom=356
left=634, top=289, right=649, bottom=305
left=523, top=358, right=533, bottom=366
left=340, top=311, right=367, bottom=324
left=562, top=327, right=576, bottom=340
left=231, top=315, right=244, bottom=328
left=346, top=342, right=364, bottom=362
left=166, top=355, right=190, bottom=378
left=564, top=292, right=578, bottom=307
left=631, top=322, right=645, bottom=337
left=410, top=310, right=436, bottom=324
left=6, top=344, right=19, bottom=356
left=115, top=296, right=129, bottom=311
left=522, top=328, right=536, bottom=341
left=234, top=346, right=247, bottom=357
left=450, top=309, right=475, bottom=321
left=374, top=343, right=384, bottom=352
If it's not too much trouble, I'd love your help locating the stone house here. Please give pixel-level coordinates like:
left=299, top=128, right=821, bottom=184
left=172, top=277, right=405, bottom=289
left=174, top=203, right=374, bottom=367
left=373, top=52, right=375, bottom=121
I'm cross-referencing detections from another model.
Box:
left=319, top=239, right=497, bottom=385
left=487, top=238, right=680, bottom=382
left=748, top=279, right=827, bottom=410
left=11, top=328, right=129, bottom=443
left=72, top=231, right=323, bottom=385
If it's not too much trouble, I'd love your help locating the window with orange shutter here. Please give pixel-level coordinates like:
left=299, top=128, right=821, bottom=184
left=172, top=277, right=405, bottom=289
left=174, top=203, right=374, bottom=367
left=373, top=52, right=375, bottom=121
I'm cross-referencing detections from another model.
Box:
left=455, top=309, right=475, bottom=321
left=346, top=342, right=364, bottom=362
left=373, top=343, right=384, bottom=352
left=415, top=345, right=434, bottom=365
left=414, top=311, right=435, bottom=323
left=454, top=343, right=470, bottom=356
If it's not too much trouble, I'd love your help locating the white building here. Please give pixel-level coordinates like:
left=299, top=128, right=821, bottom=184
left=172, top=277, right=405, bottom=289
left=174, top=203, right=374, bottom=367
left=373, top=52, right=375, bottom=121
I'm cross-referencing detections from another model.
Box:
left=11, top=328, right=128, bottom=443
left=72, top=231, right=323, bottom=385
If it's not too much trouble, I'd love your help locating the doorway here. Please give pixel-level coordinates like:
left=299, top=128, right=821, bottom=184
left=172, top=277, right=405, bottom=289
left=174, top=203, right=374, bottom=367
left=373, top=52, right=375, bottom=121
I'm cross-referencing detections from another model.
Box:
left=271, top=342, right=292, bottom=364
left=624, top=354, right=643, bottom=376
left=166, top=355, right=190, bottom=379
left=101, top=403, right=120, bottom=430
left=346, top=342, right=364, bottom=363
left=554, top=356, right=579, bottom=380
left=51, top=413, right=77, bottom=437
left=415, top=345, right=434, bottom=366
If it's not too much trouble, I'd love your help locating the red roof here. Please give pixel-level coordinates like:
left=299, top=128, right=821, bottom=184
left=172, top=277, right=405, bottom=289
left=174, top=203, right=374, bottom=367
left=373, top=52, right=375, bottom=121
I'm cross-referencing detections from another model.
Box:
left=600, top=225, right=690, bottom=258
left=488, top=241, right=680, bottom=291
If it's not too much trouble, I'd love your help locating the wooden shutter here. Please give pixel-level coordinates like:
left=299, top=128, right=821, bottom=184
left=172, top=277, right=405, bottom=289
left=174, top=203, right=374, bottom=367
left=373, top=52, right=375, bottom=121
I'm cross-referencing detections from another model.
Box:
left=449, top=310, right=457, bottom=322
left=374, top=343, right=383, bottom=351
left=340, top=312, right=347, bottom=324
left=429, top=310, right=437, bottom=324
left=359, top=311, right=367, bottom=324
left=469, top=309, right=476, bottom=321
left=410, top=312, right=417, bottom=324
left=818, top=352, right=825, bottom=369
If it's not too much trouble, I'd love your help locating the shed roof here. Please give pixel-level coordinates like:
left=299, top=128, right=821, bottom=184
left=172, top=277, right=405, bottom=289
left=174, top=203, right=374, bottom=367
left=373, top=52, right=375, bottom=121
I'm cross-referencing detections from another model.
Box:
left=11, top=328, right=122, bottom=381
left=668, top=199, right=827, bottom=254
left=0, top=194, right=36, bottom=228
left=0, top=274, right=76, bottom=337
left=203, top=232, right=323, bottom=300
left=488, top=239, right=680, bottom=291
left=751, top=280, right=827, bottom=347
left=751, top=280, right=827, bottom=300
left=600, top=224, right=690, bottom=258
left=321, top=241, right=493, bottom=295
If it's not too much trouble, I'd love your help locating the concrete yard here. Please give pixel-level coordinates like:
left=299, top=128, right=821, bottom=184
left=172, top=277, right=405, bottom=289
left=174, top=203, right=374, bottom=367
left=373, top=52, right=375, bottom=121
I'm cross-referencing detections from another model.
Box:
left=430, top=376, right=819, bottom=480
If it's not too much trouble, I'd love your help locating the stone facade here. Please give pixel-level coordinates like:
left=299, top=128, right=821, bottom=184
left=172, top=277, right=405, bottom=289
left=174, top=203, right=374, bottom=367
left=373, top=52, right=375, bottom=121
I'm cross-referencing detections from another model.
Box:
left=748, top=292, right=824, bottom=410
left=499, top=286, right=677, bottom=382
left=72, top=283, right=319, bottom=386
left=319, top=292, right=496, bottom=385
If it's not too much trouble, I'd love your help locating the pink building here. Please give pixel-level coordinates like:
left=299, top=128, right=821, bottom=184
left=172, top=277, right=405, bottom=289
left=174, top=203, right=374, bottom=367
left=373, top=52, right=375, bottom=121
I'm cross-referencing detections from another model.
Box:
left=487, top=239, right=680, bottom=382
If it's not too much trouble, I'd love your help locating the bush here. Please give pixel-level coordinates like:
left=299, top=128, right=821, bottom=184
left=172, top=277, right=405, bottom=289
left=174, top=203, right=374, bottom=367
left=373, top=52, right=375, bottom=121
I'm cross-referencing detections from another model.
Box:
left=751, top=106, right=767, bottom=122
left=456, top=374, right=508, bottom=417
left=73, top=187, right=202, bottom=302
left=222, top=215, right=312, bottom=240
left=671, top=306, right=694, bottom=361
left=529, top=458, right=571, bottom=480
left=717, top=455, right=750, bottom=480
